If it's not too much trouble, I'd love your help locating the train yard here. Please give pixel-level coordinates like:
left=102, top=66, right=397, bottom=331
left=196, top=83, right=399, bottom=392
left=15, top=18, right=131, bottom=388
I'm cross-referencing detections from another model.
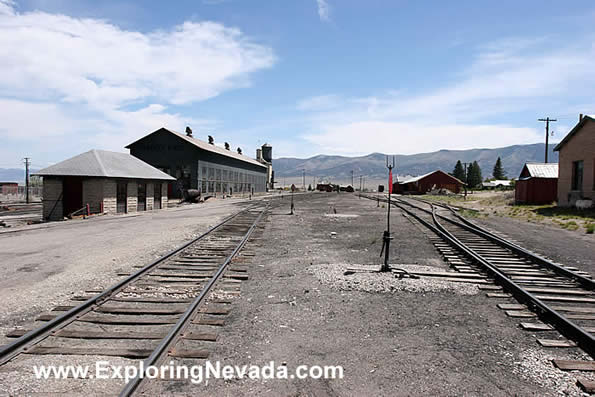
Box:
left=0, top=193, right=593, bottom=395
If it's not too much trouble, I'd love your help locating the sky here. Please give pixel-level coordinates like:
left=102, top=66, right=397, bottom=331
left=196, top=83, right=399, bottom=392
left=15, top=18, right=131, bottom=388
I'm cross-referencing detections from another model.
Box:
left=1, top=0, right=594, bottom=169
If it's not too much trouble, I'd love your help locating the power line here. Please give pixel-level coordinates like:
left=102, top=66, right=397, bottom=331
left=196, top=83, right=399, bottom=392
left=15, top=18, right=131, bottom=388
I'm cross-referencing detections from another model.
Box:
left=538, top=117, right=557, bottom=163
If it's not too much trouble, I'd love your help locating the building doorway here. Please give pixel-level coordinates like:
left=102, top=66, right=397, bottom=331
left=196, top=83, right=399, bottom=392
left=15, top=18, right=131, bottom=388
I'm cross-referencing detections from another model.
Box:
left=154, top=183, right=162, bottom=210
left=62, top=177, right=83, bottom=217
left=117, top=182, right=127, bottom=213
left=138, top=183, right=147, bottom=211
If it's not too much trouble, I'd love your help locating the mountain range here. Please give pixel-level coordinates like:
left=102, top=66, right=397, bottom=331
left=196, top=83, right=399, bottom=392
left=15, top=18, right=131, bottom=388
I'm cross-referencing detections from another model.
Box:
left=1, top=143, right=558, bottom=184
left=272, top=143, right=558, bottom=182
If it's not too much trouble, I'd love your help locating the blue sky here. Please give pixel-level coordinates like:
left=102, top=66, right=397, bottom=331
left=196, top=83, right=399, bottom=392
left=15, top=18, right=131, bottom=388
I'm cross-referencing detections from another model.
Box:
left=1, top=0, right=594, bottom=169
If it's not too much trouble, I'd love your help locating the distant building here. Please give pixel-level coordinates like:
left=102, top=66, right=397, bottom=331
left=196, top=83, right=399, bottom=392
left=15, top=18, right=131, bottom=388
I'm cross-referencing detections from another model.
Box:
left=33, top=150, right=175, bottom=221
left=393, top=170, right=464, bottom=194
left=0, top=182, right=18, bottom=195
left=482, top=180, right=512, bottom=189
left=126, top=127, right=270, bottom=198
left=514, top=163, right=558, bottom=205
left=553, top=114, right=594, bottom=207
left=316, top=183, right=333, bottom=192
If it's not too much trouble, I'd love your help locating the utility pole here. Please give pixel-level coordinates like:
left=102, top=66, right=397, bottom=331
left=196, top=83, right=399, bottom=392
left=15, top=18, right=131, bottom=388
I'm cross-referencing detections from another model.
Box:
left=538, top=117, right=557, bottom=163
left=351, top=170, right=354, bottom=188
left=302, top=169, right=306, bottom=191
left=23, top=157, right=30, bottom=204
left=359, top=175, right=362, bottom=192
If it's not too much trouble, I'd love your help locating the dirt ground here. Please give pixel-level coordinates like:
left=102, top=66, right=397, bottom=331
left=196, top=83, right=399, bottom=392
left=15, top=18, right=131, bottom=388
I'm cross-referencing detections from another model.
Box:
left=149, top=193, right=592, bottom=396
left=0, top=198, right=252, bottom=345
left=1, top=193, right=593, bottom=396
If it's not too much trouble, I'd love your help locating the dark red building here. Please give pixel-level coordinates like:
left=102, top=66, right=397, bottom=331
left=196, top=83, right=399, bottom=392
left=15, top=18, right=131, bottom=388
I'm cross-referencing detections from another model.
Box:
left=0, top=182, right=18, bottom=195
left=393, top=170, right=464, bottom=194
left=515, top=163, right=558, bottom=205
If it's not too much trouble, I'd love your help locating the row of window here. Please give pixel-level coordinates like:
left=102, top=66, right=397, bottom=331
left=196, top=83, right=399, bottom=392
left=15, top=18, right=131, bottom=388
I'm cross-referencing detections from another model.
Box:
left=198, top=160, right=267, bottom=193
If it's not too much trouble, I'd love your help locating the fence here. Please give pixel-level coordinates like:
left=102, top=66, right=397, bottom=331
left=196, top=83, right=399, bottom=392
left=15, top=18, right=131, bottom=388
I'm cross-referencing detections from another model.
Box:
left=0, top=186, right=43, bottom=203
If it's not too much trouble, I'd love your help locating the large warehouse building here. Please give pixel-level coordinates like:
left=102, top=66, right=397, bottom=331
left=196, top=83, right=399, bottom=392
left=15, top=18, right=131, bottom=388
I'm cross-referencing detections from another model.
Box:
left=126, top=127, right=273, bottom=198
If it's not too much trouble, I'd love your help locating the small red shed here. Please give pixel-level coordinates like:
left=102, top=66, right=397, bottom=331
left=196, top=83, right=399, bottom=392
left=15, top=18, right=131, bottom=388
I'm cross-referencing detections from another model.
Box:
left=393, top=170, right=464, bottom=194
left=514, top=163, right=558, bottom=205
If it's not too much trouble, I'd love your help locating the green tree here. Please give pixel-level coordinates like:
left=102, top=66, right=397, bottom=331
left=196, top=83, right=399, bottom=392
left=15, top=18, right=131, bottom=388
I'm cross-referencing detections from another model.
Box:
left=452, top=160, right=465, bottom=181
left=492, top=157, right=506, bottom=180
left=467, top=161, right=483, bottom=188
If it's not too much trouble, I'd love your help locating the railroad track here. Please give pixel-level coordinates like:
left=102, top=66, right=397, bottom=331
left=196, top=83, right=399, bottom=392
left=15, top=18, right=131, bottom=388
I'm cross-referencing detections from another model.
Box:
left=0, top=202, right=269, bottom=395
left=363, top=194, right=595, bottom=365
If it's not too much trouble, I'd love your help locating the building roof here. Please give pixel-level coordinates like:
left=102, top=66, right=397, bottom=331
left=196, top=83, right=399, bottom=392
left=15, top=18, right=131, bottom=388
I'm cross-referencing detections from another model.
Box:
left=554, top=115, right=594, bottom=151
left=483, top=180, right=512, bottom=187
left=32, top=150, right=176, bottom=180
left=126, top=127, right=267, bottom=169
left=398, top=170, right=465, bottom=185
left=521, top=163, right=559, bottom=179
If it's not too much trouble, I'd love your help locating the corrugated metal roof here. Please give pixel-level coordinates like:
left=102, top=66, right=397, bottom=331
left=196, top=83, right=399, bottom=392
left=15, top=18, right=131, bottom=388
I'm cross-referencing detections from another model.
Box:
left=126, top=128, right=267, bottom=169
left=524, top=163, right=558, bottom=178
left=398, top=170, right=464, bottom=185
left=33, top=150, right=176, bottom=180
left=483, top=180, right=512, bottom=187
left=399, top=171, right=435, bottom=184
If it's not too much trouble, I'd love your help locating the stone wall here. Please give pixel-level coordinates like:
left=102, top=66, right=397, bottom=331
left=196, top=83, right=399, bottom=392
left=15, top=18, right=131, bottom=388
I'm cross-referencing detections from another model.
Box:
left=126, top=181, right=138, bottom=213
left=147, top=183, right=154, bottom=211
left=103, top=180, right=117, bottom=214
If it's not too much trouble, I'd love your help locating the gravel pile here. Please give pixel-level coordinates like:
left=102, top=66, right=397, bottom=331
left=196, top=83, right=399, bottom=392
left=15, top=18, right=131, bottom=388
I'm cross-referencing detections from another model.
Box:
left=308, top=263, right=479, bottom=295
left=510, top=348, right=595, bottom=396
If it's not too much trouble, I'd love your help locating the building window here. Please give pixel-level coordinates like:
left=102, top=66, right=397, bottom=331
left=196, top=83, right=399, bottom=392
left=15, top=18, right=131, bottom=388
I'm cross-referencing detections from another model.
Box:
left=572, top=160, right=583, bottom=191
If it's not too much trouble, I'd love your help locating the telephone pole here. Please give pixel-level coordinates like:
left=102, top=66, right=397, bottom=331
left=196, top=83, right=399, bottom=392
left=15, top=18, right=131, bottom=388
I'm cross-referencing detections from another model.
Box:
left=351, top=170, right=354, bottom=187
left=23, top=157, right=31, bottom=203
left=302, top=169, right=306, bottom=190
left=538, top=117, right=557, bottom=163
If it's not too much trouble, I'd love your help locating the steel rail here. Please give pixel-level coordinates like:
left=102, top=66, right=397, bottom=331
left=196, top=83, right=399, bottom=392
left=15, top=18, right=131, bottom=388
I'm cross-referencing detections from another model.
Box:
left=444, top=204, right=594, bottom=288
left=0, top=204, right=258, bottom=366
left=397, top=197, right=595, bottom=290
left=119, top=204, right=268, bottom=396
left=377, top=196, right=595, bottom=358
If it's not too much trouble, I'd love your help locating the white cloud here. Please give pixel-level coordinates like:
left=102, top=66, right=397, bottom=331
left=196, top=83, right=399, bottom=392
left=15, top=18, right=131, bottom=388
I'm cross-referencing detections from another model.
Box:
left=297, top=37, right=595, bottom=156
left=316, top=0, right=330, bottom=21
left=0, top=1, right=275, bottom=164
left=297, top=94, right=341, bottom=111
left=303, top=121, right=541, bottom=156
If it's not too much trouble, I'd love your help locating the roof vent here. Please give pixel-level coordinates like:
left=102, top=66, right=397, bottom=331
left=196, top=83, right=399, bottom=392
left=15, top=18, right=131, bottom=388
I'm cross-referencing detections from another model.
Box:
left=237, top=147, right=242, bottom=154
left=580, top=113, right=584, bottom=122
left=185, top=126, right=193, bottom=137
left=208, top=135, right=214, bottom=145
left=224, top=142, right=230, bottom=150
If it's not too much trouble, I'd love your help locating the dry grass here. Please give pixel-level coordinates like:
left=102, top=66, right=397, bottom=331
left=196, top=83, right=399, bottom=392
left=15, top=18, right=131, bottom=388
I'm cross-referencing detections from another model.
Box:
left=421, top=191, right=595, bottom=234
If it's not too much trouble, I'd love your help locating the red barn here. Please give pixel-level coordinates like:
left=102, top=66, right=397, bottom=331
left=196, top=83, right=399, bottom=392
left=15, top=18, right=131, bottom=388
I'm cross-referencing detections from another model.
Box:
left=393, top=170, right=464, bottom=194
left=515, top=163, right=558, bottom=205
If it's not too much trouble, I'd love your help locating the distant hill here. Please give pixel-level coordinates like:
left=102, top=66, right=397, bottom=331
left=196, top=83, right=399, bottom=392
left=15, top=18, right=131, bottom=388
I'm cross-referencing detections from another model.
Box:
left=0, top=168, right=27, bottom=183
left=273, top=143, right=558, bottom=181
